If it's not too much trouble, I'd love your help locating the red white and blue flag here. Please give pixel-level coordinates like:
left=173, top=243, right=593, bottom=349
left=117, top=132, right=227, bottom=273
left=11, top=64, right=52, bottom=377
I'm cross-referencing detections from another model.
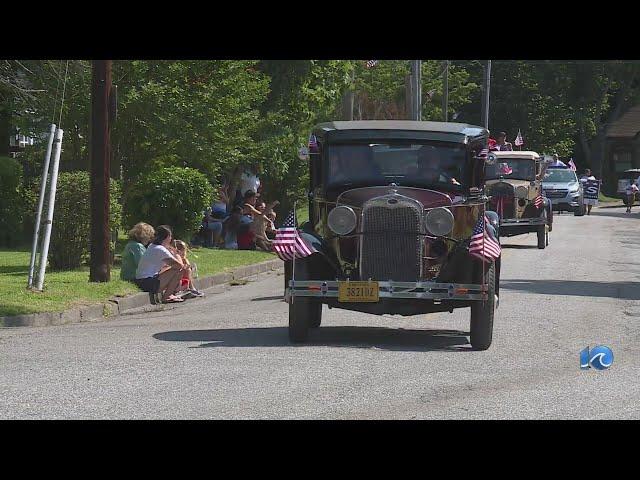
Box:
left=568, top=159, right=577, bottom=171
left=365, top=60, right=379, bottom=68
left=272, top=210, right=317, bottom=261
left=534, top=194, right=544, bottom=208
left=469, top=215, right=501, bottom=263
left=514, top=129, right=524, bottom=147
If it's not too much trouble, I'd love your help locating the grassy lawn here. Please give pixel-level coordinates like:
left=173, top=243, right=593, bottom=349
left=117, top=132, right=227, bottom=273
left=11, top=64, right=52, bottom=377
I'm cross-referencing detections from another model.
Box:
left=296, top=204, right=309, bottom=225
left=598, top=191, right=620, bottom=203
left=0, top=246, right=275, bottom=317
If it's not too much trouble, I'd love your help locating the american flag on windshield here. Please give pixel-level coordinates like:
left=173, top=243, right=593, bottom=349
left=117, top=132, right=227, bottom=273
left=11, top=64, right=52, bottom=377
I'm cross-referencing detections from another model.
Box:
left=469, top=215, right=501, bottom=263
left=272, top=210, right=317, bottom=261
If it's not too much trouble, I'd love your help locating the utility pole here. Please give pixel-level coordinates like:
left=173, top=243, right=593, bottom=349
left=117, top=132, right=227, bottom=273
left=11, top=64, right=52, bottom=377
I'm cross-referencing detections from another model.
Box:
left=443, top=60, right=449, bottom=122
left=410, top=60, right=422, bottom=121
left=481, top=60, right=491, bottom=129
left=89, top=60, right=112, bottom=283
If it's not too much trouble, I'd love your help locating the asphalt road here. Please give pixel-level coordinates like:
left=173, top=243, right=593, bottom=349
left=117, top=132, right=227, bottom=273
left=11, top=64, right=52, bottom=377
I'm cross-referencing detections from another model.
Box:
left=1, top=205, right=639, bottom=419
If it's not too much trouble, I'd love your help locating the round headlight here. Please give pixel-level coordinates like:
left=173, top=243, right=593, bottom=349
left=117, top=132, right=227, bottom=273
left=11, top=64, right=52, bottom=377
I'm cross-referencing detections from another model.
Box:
left=425, top=207, right=454, bottom=237
left=515, top=185, right=528, bottom=199
left=328, top=206, right=357, bottom=235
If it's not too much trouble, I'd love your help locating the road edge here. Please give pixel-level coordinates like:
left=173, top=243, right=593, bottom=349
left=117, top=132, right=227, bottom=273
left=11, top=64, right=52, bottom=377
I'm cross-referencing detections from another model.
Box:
left=0, top=258, right=284, bottom=328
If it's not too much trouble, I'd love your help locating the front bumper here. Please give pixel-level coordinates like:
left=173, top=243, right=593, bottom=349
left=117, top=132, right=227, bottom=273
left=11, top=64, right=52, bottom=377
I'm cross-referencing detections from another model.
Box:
left=499, top=217, right=546, bottom=227
left=548, top=195, right=581, bottom=208
left=289, top=280, right=489, bottom=301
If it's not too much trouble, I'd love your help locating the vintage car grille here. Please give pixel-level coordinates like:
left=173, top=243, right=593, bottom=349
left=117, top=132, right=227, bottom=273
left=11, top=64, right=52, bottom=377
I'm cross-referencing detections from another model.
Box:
left=359, top=195, right=423, bottom=282
left=543, top=189, right=569, bottom=198
left=488, top=182, right=516, bottom=219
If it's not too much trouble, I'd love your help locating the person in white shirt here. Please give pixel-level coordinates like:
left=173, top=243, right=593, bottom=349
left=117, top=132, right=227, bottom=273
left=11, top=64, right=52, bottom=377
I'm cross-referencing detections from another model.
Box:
left=135, top=225, right=186, bottom=303
left=625, top=182, right=639, bottom=213
left=580, top=168, right=598, bottom=215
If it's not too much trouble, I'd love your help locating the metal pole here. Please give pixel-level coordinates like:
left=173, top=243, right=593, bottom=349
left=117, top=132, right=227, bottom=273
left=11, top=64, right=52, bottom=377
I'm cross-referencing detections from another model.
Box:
left=90, top=60, right=112, bottom=282
left=28, top=123, right=56, bottom=288
left=411, top=60, right=422, bottom=121
left=35, top=127, right=63, bottom=291
left=443, top=60, right=449, bottom=122
left=482, top=60, right=491, bottom=129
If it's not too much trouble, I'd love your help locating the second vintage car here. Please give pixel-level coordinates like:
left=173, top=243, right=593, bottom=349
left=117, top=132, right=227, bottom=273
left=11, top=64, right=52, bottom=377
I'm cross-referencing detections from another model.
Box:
left=484, top=151, right=553, bottom=249
left=287, top=121, right=502, bottom=350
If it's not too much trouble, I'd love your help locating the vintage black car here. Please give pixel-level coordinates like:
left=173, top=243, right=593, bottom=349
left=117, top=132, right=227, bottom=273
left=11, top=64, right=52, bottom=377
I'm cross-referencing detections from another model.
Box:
left=287, top=121, right=502, bottom=350
left=484, top=151, right=553, bottom=249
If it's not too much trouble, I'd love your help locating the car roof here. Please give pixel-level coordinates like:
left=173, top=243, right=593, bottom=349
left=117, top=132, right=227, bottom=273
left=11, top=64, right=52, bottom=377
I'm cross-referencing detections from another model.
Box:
left=314, top=120, right=486, bottom=135
left=490, top=151, right=540, bottom=160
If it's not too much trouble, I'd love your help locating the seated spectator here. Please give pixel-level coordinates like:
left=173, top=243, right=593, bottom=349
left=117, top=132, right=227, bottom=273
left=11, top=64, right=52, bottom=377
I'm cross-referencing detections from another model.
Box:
left=237, top=208, right=256, bottom=250
left=251, top=200, right=279, bottom=251
left=223, top=206, right=243, bottom=249
left=120, top=222, right=155, bottom=282
left=203, top=205, right=225, bottom=248
left=135, top=225, right=186, bottom=303
left=173, top=240, right=204, bottom=297
left=265, top=211, right=277, bottom=240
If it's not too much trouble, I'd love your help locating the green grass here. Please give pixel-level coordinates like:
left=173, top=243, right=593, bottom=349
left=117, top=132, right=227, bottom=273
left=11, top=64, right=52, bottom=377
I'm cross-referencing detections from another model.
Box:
left=296, top=204, right=309, bottom=225
left=598, top=191, right=620, bottom=203
left=0, top=245, right=276, bottom=317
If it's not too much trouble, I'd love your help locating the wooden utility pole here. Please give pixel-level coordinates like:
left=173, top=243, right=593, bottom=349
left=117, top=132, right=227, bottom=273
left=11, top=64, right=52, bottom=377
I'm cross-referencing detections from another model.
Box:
left=89, top=60, right=112, bottom=282
left=481, top=60, right=491, bottom=129
left=410, top=60, right=422, bottom=120
left=443, top=60, right=449, bottom=122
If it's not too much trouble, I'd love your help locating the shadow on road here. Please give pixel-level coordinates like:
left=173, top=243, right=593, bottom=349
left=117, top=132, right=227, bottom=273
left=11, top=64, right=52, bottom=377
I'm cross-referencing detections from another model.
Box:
left=589, top=209, right=640, bottom=219
left=501, top=279, right=640, bottom=300
left=153, top=326, right=471, bottom=352
left=501, top=244, right=538, bottom=250
left=251, top=296, right=283, bottom=302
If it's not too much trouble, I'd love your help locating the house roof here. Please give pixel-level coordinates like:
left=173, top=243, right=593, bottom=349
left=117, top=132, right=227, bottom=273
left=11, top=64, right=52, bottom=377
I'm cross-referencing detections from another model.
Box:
left=606, top=104, right=640, bottom=139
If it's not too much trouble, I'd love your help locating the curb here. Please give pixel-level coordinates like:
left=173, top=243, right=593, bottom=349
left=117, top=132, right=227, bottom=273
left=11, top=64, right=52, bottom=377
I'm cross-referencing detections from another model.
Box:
left=0, top=258, right=284, bottom=328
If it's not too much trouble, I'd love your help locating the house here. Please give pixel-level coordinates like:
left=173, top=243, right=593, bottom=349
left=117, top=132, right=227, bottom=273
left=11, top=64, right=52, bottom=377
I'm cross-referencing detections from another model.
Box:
left=605, top=104, right=640, bottom=189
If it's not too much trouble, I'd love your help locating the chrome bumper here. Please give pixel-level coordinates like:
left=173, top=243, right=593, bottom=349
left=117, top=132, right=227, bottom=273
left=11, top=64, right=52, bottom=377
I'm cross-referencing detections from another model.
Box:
left=289, top=280, right=488, bottom=301
left=500, top=217, right=546, bottom=227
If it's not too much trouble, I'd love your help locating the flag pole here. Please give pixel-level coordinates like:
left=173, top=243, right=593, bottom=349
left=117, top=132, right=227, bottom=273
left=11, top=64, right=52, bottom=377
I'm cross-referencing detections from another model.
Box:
left=290, top=201, right=297, bottom=304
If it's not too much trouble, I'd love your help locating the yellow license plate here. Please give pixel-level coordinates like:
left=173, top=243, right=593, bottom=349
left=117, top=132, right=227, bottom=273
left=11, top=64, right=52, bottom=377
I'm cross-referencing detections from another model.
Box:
left=338, top=281, right=379, bottom=302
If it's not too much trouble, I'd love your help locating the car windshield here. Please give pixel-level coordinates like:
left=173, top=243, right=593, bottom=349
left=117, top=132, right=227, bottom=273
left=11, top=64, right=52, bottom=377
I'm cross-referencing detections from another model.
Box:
left=485, top=158, right=535, bottom=181
left=543, top=169, right=577, bottom=183
left=326, top=142, right=466, bottom=190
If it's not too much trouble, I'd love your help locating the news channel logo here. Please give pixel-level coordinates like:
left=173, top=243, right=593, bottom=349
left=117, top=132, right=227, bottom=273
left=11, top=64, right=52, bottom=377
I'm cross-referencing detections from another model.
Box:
left=580, top=345, right=614, bottom=370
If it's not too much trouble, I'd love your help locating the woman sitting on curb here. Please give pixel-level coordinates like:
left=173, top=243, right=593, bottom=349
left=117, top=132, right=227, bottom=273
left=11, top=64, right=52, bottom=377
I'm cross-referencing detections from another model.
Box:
left=134, top=225, right=186, bottom=303
left=120, top=222, right=155, bottom=282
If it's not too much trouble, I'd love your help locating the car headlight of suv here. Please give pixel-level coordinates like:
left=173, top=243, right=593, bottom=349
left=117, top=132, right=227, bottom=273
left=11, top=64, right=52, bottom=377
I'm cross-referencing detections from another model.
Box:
left=425, top=207, right=454, bottom=237
left=328, top=206, right=357, bottom=235
left=515, top=186, right=528, bottom=199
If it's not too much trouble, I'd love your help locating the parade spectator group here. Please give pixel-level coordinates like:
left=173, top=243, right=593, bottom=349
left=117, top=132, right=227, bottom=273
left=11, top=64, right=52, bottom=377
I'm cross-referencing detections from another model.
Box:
left=119, top=169, right=283, bottom=303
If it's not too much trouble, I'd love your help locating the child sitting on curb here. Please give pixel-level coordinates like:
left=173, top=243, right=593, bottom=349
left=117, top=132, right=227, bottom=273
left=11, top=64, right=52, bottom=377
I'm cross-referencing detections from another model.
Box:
left=172, top=240, right=204, bottom=298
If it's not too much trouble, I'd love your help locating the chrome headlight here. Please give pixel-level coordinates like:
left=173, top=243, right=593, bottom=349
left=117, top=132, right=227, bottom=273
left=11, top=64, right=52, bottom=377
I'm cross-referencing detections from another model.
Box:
left=328, top=206, right=357, bottom=235
left=425, top=207, right=454, bottom=237
left=515, top=185, right=528, bottom=199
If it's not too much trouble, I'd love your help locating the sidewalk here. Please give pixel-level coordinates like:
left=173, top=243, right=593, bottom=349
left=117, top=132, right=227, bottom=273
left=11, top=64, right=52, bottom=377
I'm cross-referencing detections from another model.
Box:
left=0, top=258, right=283, bottom=328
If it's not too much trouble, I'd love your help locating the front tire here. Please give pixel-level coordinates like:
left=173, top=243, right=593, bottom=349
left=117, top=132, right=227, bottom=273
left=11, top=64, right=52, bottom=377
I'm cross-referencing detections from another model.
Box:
left=289, top=298, right=318, bottom=343
left=574, top=204, right=585, bottom=216
left=470, top=262, right=496, bottom=351
left=537, top=224, right=546, bottom=249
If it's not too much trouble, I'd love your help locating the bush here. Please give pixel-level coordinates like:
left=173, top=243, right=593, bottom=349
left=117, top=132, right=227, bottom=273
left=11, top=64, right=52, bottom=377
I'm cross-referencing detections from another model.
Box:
left=124, top=167, right=214, bottom=242
left=0, top=157, right=26, bottom=247
left=48, top=171, right=122, bottom=270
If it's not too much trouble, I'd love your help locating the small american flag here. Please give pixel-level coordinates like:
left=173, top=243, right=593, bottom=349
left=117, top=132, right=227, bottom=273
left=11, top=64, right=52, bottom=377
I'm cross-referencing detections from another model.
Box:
left=469, top=215, right=501, bottom=263
left=478, top=148, right=489, bottom=158
left=514, top=129, right=524, bottom=147
left=568, top=159, right=577, bottom=171
left=272, top=210, right=317, bottom=261
left=308, top=133, right=318, bottom=149
left=534, top=194, right=544, bottom=208
left=365, top=60, right=378, bottom=68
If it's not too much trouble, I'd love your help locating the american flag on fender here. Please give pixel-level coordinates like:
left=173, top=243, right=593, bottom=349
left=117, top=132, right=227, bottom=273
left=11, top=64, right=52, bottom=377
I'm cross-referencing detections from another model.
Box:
left=272, top=210, right=318, bottom=261
left=534, top=194, right=544, bottom=208
left=365, top=60, right=379, bottom=68
left=469, top=215, right=501, bottom=263
left=478, top=148, right=489, bottom=158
